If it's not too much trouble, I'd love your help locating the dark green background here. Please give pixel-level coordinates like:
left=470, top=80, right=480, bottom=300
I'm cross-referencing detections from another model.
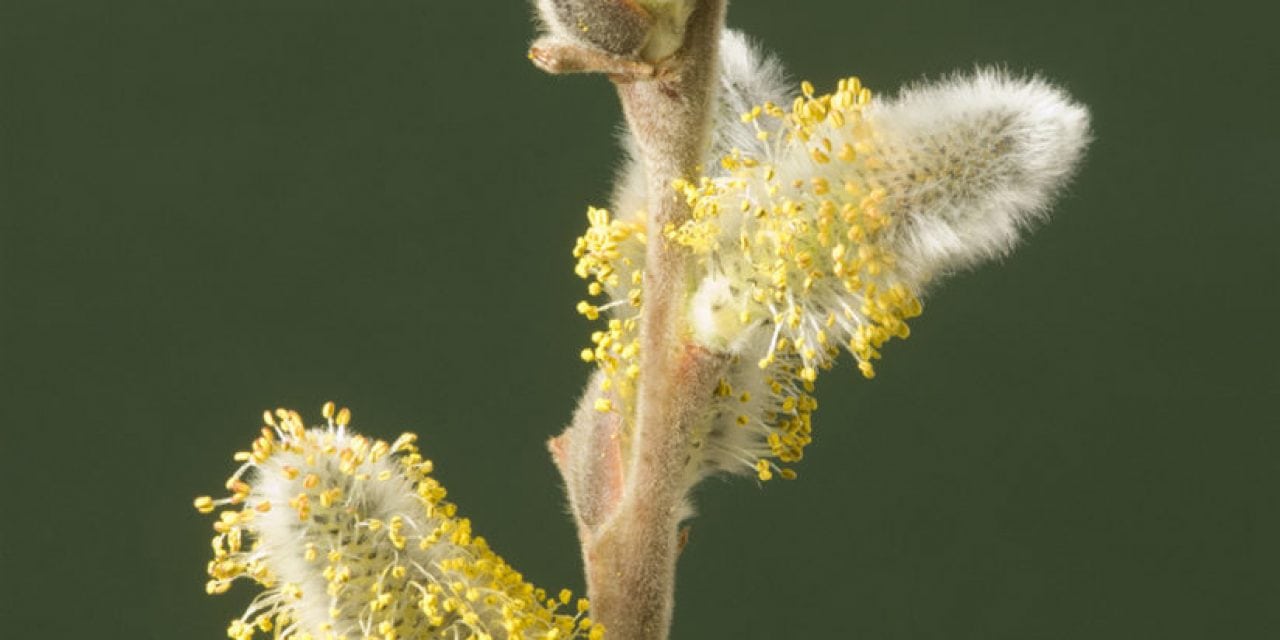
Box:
left=1, top=1, right=1275, bottom=637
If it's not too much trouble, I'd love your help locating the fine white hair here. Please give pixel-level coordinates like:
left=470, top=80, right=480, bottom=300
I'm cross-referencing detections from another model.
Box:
left=867, top=68, right=1091, bottom=284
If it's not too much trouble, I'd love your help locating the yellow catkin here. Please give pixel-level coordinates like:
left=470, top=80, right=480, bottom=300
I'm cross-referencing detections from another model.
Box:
left=667, top=77, right=923, bottom=479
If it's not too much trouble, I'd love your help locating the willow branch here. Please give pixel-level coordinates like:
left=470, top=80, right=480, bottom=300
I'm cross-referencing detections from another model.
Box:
left=532, top=1, right=727, bottom=638
left=585, top=2, right=726, bottom=640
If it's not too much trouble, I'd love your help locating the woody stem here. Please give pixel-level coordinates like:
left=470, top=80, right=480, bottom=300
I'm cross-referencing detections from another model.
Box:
left=579, top=2, right=727, bottom=639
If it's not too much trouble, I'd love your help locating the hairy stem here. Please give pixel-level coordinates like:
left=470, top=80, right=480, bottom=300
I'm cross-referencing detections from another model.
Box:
left=582, top=2, right=727, bottom=639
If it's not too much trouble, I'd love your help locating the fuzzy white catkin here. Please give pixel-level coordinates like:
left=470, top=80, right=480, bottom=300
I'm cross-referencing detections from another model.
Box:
left=574, top=30, right=1089, bottom=485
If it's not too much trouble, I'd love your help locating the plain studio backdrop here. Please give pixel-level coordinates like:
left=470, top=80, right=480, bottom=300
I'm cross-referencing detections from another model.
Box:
left=0, top=1, right=1275, bottom=638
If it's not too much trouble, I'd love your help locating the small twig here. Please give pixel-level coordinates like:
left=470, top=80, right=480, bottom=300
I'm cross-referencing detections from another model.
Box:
left=528, top=39, right=657, bottom=79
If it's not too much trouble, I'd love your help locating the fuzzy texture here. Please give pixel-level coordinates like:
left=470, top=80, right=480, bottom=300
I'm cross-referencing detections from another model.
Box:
left=865, top=69, right=1091, bottom=284
left=196, top=406, right=600, bottom=640
left=682, top=68, right=1088, bottom=481
left=710, top=30, right=790, bottom=163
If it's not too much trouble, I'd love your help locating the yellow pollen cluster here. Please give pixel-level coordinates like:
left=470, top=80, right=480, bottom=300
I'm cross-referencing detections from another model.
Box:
left=677, top=76, right=924, bottom=373
left=572, top=207, right=646, bottom=413
left=676, top=77, right=925, bottom=480
left=196, top=404, right=602, bottom=640
left=708, top=373, right=811, bottom=481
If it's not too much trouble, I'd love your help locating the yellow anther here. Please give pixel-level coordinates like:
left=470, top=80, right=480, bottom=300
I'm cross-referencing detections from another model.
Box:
left=575, top=301, right=600, bottom=320
left=319, top=488, right=342, bottom=508
left=756, top=460, right=774, bottom=481
left=391, top=432, right=417, bottom=452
